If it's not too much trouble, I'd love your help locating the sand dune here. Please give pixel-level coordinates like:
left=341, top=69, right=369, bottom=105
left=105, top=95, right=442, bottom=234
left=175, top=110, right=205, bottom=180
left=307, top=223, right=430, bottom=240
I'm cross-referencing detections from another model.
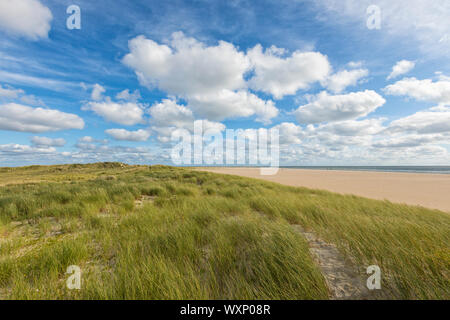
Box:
left=197, top=168, right=450, bottom=212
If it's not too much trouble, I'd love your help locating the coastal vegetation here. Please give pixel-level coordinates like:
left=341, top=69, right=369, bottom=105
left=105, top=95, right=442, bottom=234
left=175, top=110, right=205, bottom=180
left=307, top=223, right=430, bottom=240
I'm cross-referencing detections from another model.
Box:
left=0, top=163, right=448, bottom=299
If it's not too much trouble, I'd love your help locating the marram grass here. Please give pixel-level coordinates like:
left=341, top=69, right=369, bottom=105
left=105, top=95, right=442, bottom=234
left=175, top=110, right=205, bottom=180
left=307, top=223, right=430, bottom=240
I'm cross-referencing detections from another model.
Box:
left=0, top=163, right=448, bottom=299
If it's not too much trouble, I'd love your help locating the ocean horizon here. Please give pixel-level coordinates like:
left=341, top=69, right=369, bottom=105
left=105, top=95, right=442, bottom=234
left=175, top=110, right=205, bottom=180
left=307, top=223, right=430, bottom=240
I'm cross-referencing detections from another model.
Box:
left=282, top=166, right=450, bottom=174
left=191, top=165, right=450, bottom=174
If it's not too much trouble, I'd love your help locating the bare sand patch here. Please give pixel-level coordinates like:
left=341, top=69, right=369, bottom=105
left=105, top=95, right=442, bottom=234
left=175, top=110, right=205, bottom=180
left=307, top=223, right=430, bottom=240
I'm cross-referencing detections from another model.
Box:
left=196, top=168, right=450, bottom=212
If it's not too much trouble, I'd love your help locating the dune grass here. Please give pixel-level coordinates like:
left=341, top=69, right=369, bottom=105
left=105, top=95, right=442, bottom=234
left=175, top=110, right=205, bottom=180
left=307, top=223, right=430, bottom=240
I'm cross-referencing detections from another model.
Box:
left=0, top=163, right=448, bottom=299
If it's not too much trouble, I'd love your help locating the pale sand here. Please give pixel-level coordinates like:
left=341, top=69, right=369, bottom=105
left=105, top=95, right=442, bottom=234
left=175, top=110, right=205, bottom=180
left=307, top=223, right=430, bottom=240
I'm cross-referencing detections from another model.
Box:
left=196, top=168, right=450, bottom=212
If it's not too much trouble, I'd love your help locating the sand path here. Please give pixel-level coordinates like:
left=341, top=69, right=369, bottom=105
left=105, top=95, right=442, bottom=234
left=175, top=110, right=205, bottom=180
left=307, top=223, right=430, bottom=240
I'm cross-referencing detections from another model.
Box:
left=292, top=225, right=376, bottom=299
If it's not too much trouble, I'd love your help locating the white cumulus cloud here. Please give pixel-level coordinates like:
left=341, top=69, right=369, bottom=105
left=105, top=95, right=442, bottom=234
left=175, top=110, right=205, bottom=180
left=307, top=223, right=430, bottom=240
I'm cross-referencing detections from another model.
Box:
left=247, top=44, right=331, bottom=99
left=105, top=128, right=150, bottom=142
left=0, top=143, right=56, bottom=154
left=148, top=99, right=225, bottom=142
left=387, top=106, right=450, bottom=134
left=384, top=77, right=450, bottom=105
left=324, top=68, right=369, bottom=93
left=124, top=33, right=333, bottom=123
left=387, top=60, right=415, bottom=80
left=123, top=32, right=249, bottom=96
left=318, top=118, right=386, bottom=136
left=91, top=84, right=106, bottom=101
left=0, top=103, right=84, bottom=133
left=0, top=0, right=52, bottom=40
left=31, top=136, right=66, bottom=147
left=373, top=134, right=444, bottom=148
left=294, top=90, right=386, bottom=124
left=188, top=89, right=278, bottom=124
left=149, top=98, right=195, bottom=129
left=272, top=122, right=304, bottom=145
left=83, top=100, right=145, bottom=126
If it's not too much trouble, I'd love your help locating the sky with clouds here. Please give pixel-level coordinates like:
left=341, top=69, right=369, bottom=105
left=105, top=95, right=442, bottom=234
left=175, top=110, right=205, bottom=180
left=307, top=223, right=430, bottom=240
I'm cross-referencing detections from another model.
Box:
left=0, top=0, right=449, bottom=166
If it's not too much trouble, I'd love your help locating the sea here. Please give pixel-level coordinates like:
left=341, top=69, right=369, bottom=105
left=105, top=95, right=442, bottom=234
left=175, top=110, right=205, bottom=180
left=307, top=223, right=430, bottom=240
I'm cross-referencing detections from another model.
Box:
left=281, top=166, right=450, bottom=174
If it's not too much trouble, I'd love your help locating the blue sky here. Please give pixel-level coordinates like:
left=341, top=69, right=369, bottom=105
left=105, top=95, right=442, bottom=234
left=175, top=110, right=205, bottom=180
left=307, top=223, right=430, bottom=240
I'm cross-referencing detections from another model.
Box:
left=0, top=0, right=449, bottom=166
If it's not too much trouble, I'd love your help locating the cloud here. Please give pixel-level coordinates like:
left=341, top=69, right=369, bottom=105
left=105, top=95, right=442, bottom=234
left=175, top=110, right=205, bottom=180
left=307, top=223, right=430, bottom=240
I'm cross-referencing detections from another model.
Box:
left=372, top=134, right=444, bottom=148
left=84, top=85, right=148, bottom=126
left=149, top=98, right=194, bottom=129
left=123, top=32, right=249, bottom=96
left=74, top=136, right=110, bottom=151
left=0, top=143, right=56, bottom=155
left=294, top=90, right=386, bottom=124
left=384, top=77, right=450, bottom=105
left=195, top=119, right=226, bottom=133
left=83, top=100, right=145, bottom=126
left=267, top=119, right=387, bottom=164
left=387, top=106, right=450, bottom=134
left=77, top=136, right=108, bottom=145
left=247, top=44, right=331, bottom=99
left=69, top=142, right=160, bottom=165
left=0, top=70, right=79, bottom=93
left=0, top=84, right=43, bottom=106
left=323, top=68, right=369, bottom=93
left=67, top=136, right=164, bottom=164
left=188, top=89, right=278, bottom=124
left=148, top=99, right=225, bottom=142
left=276, top=112, right=449, bottom=164
left=387, top=60, right=415, bottom=80
left=367, top=144, right=449, bottom=165
left=31, top=136, right=66, bottom=147
left=435, top=72, right=450, bottom=81
left=0, top=0, right=52, bottom=40
left=91, top=84, right=106, bottom=101
left=347, top=61, right=363, bottom=68
left=149, top=99, right=225, bottom=130
left=0, top=84, right=23, bottom=98
left=288, top=119, right=385, bottom=153
left=314, top=132, right=373, bottom=148
left=124, top=32, right=326, bottom=123
left=116, top=89, right=141, bottom=102
left=318, top=118, right=386, bottom=136
left=0, top=103, right=84, bottom=133
left=19, top=94, right=44, bottom=106
left=79, top=136, right=94, bottom=143
left=272, top=122, right=303, bottom=144
left=105, top=128, right=150, bottom=142
left=314, top=0, right=450, bottom=56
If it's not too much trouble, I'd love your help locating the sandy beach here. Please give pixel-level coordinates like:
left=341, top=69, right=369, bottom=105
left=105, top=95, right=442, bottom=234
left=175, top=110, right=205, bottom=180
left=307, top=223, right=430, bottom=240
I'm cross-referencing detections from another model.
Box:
left=197, top=168, right=450, bottom=212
